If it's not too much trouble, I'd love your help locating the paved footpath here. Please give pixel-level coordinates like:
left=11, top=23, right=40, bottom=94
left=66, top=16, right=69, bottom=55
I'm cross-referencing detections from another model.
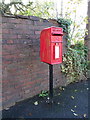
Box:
left=1, top=79, right=90, bottom=119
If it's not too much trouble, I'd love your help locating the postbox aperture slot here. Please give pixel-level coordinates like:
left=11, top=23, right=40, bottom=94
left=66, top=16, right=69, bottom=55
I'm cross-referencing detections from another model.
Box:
left=52, top=34, right=61, bottom=36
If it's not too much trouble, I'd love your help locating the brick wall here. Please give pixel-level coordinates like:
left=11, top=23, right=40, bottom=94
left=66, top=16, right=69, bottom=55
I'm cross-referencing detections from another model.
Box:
left=1, top=15, right=67, bottom=109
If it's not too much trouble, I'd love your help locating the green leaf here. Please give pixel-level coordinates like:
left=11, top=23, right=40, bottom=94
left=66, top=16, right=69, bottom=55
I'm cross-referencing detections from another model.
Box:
left=34, top=101, right=38, bottom=105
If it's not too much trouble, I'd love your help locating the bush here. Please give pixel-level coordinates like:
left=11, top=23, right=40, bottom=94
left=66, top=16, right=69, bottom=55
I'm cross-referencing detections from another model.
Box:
left=61, top=42, right=88, bottom=84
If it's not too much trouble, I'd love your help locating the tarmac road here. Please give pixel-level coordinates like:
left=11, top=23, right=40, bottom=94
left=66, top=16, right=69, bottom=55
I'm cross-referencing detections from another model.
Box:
left=2, top=79, right=90, bottom=119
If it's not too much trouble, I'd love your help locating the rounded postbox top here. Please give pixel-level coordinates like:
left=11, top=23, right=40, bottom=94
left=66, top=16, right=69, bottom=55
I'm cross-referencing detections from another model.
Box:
left=41, top=26, right=63, bottom=36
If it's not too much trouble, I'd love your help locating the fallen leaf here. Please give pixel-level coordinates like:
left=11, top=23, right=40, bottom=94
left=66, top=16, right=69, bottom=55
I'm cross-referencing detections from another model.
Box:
left=83, top=114, right=87, bottom=118
left=71, top=96, right=74, bottom=99
left=62, top=88, right=65, bottom=91
left=58, top=93, right=61, bottom=95
left=59, top=87, right=62, bottom=90
left=59, top=87, right=65, bottom=91
left=87, top=88, right=89, bottom=90
left=47, top=97, right=50, bottom=100
left=74, top=89, right=77, bottom=92
left=34, top=101, right=38, bottom=105
left=73, top=113, right=78, bottom=116
left=58, top=102, right=60, bottom=105
left=5, top=107, right=10, bottom=110
left=71, top=109, right=78, bottom=116
left=71, top=109, right=75, bottom=112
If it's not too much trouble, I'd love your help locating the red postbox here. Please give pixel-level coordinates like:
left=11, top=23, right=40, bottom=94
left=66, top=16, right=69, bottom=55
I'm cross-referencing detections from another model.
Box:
left=40, top=26, right=63, bottom=65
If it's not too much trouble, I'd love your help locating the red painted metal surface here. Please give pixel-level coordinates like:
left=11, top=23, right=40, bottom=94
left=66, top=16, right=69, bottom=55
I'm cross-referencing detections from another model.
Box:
left=40, top=27, right=63, bottom=65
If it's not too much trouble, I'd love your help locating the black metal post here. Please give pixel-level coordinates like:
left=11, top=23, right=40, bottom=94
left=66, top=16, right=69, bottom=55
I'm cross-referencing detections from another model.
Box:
left=49, top=64, right=53, bottom=99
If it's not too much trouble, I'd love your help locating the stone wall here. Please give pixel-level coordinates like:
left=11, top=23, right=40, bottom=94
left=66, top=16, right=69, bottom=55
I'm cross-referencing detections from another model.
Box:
left=1, top=15, right=67, bottom=109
